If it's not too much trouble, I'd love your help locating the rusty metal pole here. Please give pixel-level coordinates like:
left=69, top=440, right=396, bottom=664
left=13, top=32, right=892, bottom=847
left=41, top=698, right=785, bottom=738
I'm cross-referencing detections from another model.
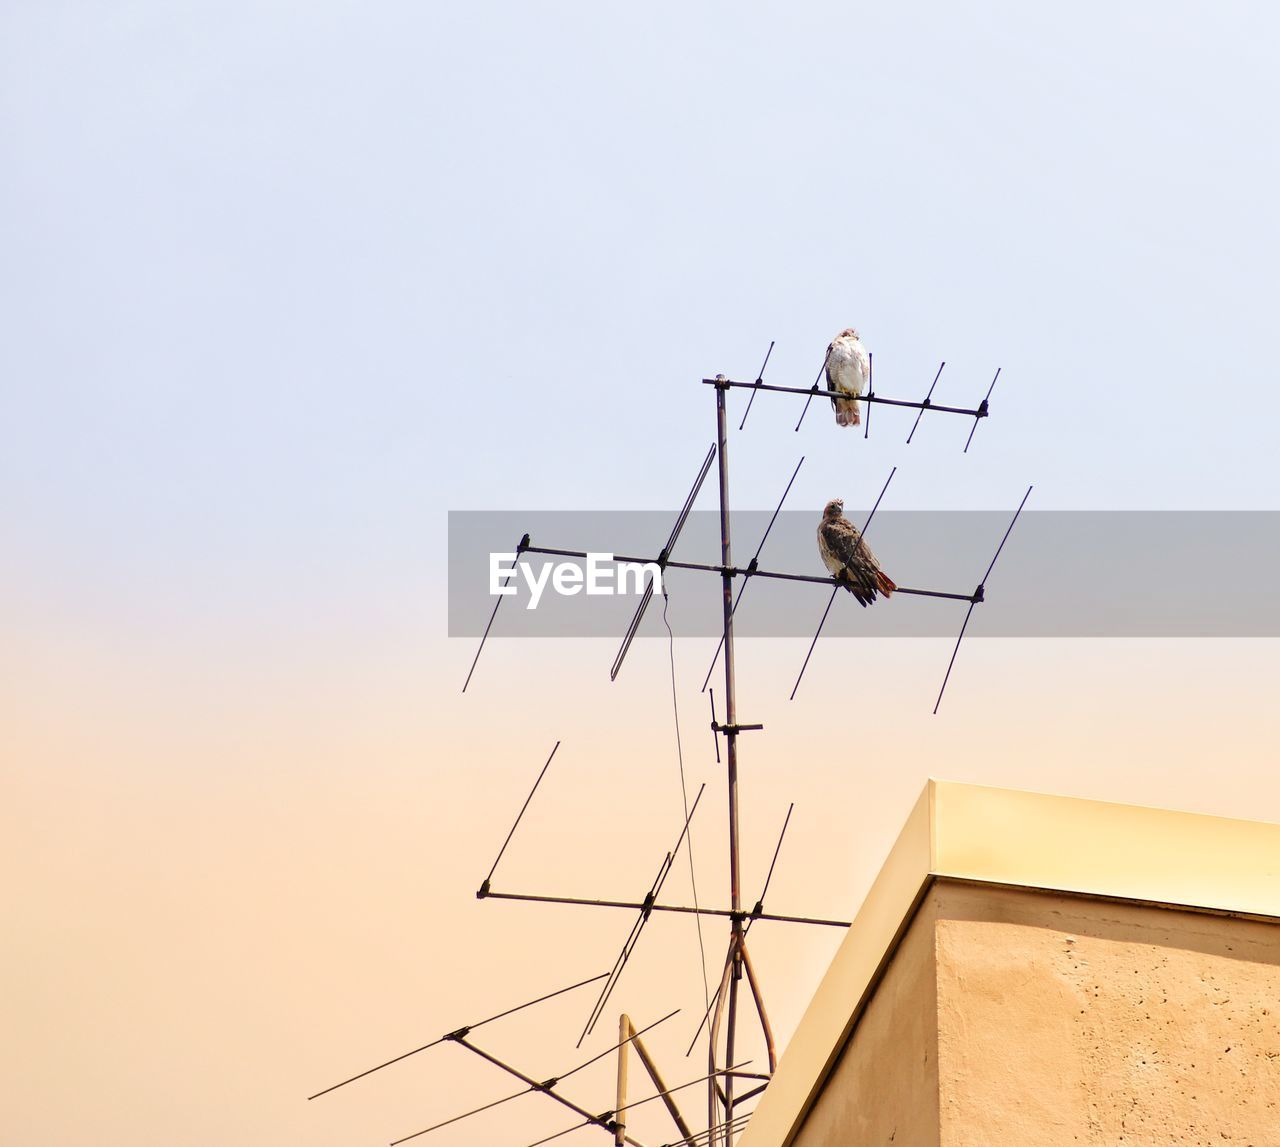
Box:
left=739, top=939, right=777, bottom=1074
left=707, top=951, right=734, bottom=1143
left=615, top=1014, right=630, bottom=1147
left=631, top=1026, right=695, bottom=1143
left=714, top=379, right=744, bottom=1142
left=724, top=956, right=741, bottom=1140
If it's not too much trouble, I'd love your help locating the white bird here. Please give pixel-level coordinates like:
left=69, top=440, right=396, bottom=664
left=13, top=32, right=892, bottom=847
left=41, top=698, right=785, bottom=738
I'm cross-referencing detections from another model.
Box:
left=825, top=328, right=869, bottom=427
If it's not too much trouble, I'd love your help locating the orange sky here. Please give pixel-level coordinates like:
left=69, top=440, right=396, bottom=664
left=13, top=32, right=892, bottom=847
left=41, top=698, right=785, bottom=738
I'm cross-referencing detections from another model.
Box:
left=6, top=626, right=1279, bottom=1146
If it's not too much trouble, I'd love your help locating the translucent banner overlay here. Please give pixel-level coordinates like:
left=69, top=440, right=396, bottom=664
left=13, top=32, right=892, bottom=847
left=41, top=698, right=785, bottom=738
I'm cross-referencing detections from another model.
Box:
left=448, top=511, right=1280, bottom=638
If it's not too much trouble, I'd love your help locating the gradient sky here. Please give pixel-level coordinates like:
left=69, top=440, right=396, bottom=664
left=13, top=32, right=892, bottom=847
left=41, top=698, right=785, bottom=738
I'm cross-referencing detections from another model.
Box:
left=4, top=4, right=1280, bottom=1146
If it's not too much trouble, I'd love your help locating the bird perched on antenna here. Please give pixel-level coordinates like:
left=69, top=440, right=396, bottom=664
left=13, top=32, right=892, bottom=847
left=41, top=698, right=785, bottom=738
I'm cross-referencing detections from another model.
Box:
left=826, top=328, right=869, bottom=427
left=817, top=499, right=896, bottom=606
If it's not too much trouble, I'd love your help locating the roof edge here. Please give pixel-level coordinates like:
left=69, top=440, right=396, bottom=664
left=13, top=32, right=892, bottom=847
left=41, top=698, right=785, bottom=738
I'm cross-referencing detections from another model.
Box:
left=740, top=780, right=1280, bottom=1147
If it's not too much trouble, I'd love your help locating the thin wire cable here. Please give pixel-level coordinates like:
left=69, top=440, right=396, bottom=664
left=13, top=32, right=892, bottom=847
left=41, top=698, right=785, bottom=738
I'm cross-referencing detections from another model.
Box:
left=674, top=1112, right=754, bottom=1147
left=307, top=971, right=608, bottom=1100
left=863, top=352, right=873, bottom=440
left=737, top=340, right=774, bottom=431
left=462, top=537, right=527, bottom=692
left=789, top=466, right=897, bottom=701
left=387, top=1011, right=681, bottom=1145
left=520, top=1063, right=752, bottom=1147
left=963, top=367, right=1001, bottom=454
left=980, top=484, right=1033, bottom=586
left=933, top=484, right=1033, bottom=714
left=390, top=1085, right=529, bottom=1142
left=905, top=362, right=946, bottom=445
left=793, top=346, right=833, bottom=432
left=751, top=804, right=794, bottom=915
left=479, top=741, right=560, bottom=893
left=932, top=600, right=977, bottom=716
left=788, top=588, right=837, bottom=703
left=683, top=953, right=731, bottom=1057
left=579, top=864, right=667, bottom=1046
left=561, top=1009, right=680, bottom=1083
left=663, top=589, right=713, bottom=1022
left=664, top=1109, right=754, bottom=1147
left=579, top=787, right=706, bottom=1044
left=683, top=805, right=799, bottom=1056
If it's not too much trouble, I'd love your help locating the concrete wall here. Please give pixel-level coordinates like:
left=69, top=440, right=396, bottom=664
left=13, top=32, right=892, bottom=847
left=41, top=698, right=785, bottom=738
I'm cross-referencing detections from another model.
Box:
left=791, top=892, right=941, bottom=1147
left=792, top=880, right=1280, bottom=1146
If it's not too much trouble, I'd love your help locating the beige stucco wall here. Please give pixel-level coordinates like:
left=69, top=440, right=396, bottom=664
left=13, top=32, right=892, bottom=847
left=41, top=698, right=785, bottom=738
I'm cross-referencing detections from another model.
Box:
left=791, top=892, right=941, bottom=1147
left=792, top=879, right=1280, bottom=1146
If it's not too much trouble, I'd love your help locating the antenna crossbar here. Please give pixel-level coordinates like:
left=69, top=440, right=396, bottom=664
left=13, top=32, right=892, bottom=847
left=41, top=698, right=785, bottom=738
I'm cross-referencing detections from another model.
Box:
left=478, top=888, right=849, bottom=928
left=702, top=375, right=988, bottom=418
left=445, top=1037, right=647, bottom=1147
left=519, top=544, right=980, bottom=603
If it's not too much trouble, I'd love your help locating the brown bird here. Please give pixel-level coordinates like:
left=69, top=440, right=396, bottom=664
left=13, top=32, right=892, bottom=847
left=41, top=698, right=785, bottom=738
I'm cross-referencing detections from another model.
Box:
left=817, top=499, right=896, bottom=606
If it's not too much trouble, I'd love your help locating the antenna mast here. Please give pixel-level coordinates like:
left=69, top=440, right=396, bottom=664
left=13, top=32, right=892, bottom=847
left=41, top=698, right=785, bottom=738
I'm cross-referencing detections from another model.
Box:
left=713, top=379, right=747, bottom=1141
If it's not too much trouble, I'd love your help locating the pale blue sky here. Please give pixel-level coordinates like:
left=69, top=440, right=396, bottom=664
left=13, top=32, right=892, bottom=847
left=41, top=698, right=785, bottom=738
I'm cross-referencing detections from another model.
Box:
left=5, top=3, right=1279, bottom=644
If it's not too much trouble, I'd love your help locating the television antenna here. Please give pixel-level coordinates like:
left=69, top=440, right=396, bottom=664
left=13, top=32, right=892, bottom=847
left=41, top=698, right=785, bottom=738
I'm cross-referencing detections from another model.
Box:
left=312, top=343, right=1029, bottom=1144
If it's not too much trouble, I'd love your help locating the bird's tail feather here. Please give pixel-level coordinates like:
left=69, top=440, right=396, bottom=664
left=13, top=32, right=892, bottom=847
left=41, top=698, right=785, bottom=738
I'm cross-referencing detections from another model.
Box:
left=875, top=570, right=896, bottom=597
left=833, top=397, right=861, bottom=427
left=838, top=572, right=872, bottom=606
